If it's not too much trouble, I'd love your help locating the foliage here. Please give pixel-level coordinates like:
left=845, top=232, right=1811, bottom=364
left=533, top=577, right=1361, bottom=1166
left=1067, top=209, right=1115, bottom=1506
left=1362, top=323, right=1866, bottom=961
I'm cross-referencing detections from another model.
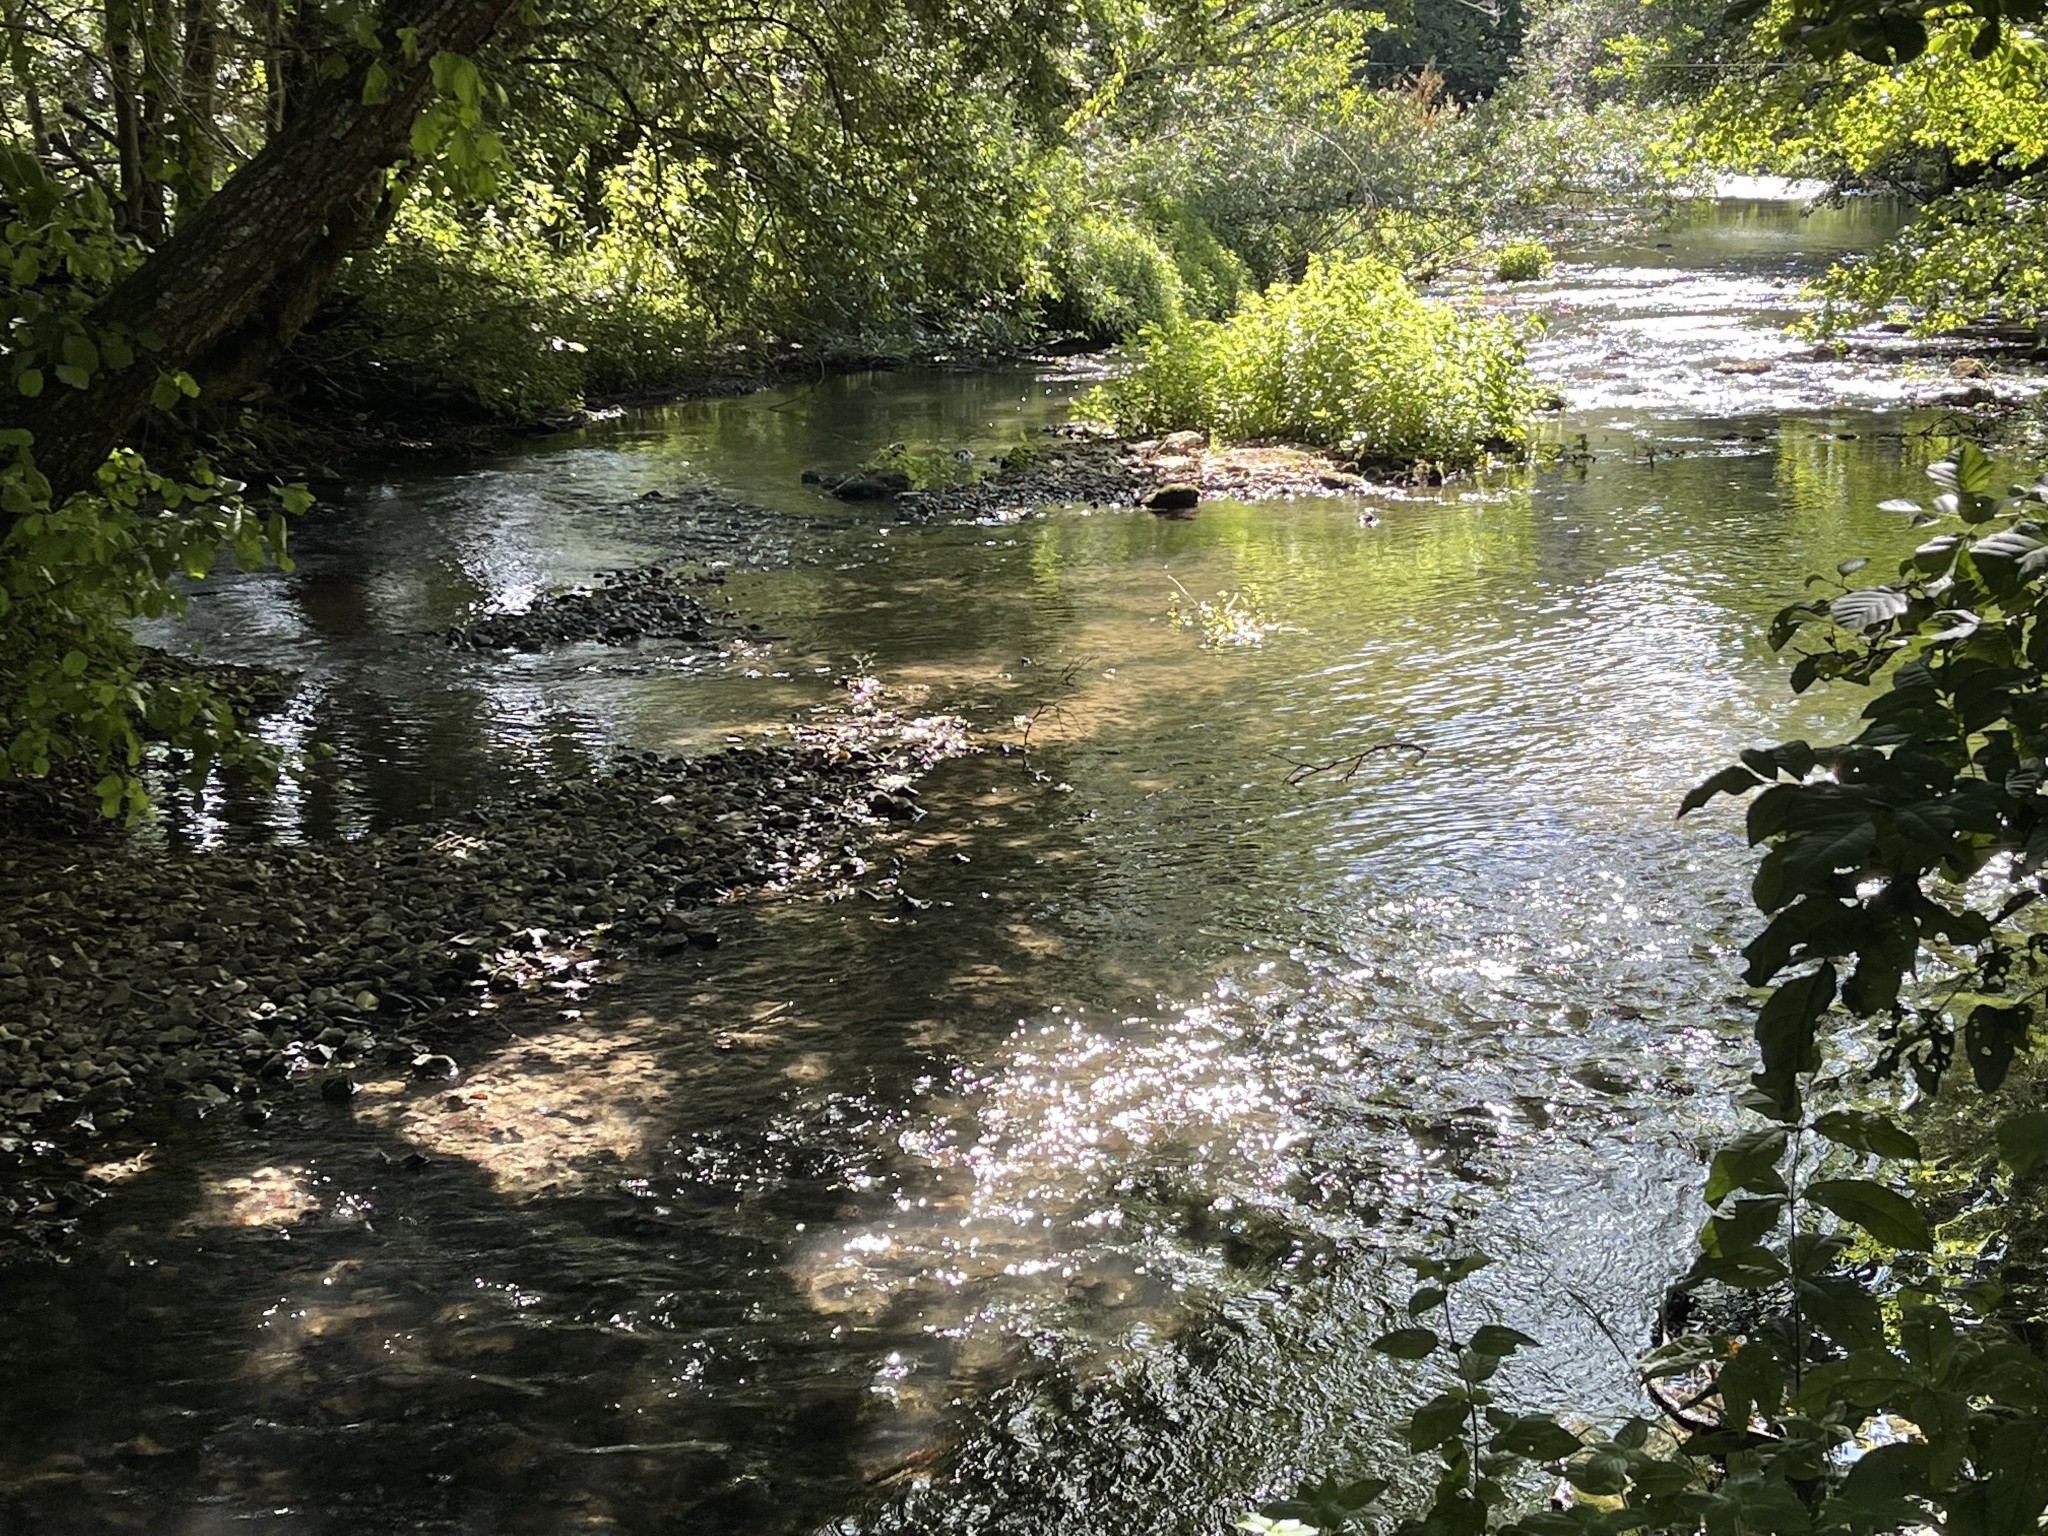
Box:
left=1, top=147, right=296, bottom=814
left=1265, top=447, right=2048, bottom=1536
left=1494, top=240, right=1553, bottom=281
left=1078, top=254, right=1537, bottom=469
left=1683, top=4, right=2048, bottom=336
left=1043, top=201, right=1188, bottom=344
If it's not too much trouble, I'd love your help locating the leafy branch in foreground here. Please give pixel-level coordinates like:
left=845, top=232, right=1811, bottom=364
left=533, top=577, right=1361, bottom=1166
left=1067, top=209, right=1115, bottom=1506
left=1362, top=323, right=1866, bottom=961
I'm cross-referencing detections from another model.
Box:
left=1260, top=444, right=2048, bottom=1536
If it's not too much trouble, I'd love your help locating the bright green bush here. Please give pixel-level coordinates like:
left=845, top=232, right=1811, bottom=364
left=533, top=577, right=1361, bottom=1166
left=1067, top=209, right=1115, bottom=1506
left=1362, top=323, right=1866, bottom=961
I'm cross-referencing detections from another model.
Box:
left=1151, top=204, right=1253, bottom=321
left=1043, top=208, right=1187, bottom=343
left=1493, top=237, right=1554, bottom=280
left=1078, top=254, right=1537, bottom=468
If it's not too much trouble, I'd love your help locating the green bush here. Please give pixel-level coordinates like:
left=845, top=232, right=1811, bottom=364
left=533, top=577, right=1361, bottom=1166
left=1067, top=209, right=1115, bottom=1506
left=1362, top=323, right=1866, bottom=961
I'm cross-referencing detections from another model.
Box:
left=1077, top=254, right=1537, bottom=468
left=1044, top=208, right=1187, bottom=343
left=1151, top=203, right=1253, bottom=321
left=1493, top=237, right=1554, bottom=281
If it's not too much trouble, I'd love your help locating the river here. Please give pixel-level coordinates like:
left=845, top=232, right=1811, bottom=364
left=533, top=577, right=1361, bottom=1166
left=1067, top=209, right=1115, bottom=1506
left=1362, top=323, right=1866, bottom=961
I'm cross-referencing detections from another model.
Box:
left=0, top=190, right=2016, bottom=1534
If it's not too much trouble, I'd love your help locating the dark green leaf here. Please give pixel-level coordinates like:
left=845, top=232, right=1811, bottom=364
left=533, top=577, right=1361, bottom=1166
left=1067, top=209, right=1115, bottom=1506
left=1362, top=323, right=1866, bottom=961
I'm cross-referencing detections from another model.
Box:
left=1997, top=1111, right=2048, bottom=1175
left=1706, top=1129, right=1789, bottom=1202
left=1468, top=1325, right=1539, bottom=1357
left=1679, top=764, right=1764, bottom=818
left=1492, top=1416, right=1583, bottom=1461
left=1965, top=1003, right=2033, bottom=1091
left=1805, top=1177, right=1932, bottom=1250
left=1813, top=1110, right=1921, bottom=1160
left=1371, top=1327, right=1441, bottom=1359
left=1831, top=587, right=1910, bottom=630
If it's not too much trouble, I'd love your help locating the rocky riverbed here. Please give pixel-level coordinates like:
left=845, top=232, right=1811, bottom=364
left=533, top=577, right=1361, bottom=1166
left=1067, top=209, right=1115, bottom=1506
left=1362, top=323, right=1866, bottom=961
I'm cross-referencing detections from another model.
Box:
left=443, top=563, right=737, bottom=650
left=0, top=685, right=967, bottom=1259
left=893, top=427, right=1400, bottom=522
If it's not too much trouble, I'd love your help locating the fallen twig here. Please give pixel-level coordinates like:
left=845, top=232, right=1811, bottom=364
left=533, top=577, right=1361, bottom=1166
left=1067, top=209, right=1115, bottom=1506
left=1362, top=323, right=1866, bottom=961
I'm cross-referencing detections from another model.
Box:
left=1282, top=741, right=1427, bottom=786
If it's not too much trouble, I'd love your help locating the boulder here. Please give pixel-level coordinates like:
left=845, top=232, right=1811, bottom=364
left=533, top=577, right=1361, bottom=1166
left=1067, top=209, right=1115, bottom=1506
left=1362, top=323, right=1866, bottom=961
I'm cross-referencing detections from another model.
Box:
left=1144, top=483, right=1201, bottom=515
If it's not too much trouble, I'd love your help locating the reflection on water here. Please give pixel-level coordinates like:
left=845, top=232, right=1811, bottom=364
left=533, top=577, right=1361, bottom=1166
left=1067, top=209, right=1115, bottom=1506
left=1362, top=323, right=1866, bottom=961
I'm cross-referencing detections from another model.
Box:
left=0, top=197, right=2000, bottom=1534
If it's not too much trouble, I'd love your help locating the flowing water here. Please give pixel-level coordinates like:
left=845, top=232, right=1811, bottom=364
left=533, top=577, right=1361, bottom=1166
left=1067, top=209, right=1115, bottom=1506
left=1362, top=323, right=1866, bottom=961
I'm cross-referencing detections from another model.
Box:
left=0, top=192, right=2025, bottom=1534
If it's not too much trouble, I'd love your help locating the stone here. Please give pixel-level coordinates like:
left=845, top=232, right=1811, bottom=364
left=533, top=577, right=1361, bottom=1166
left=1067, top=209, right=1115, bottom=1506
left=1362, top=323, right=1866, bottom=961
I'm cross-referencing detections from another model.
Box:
left=1143, top=483, right=1201, bottom=515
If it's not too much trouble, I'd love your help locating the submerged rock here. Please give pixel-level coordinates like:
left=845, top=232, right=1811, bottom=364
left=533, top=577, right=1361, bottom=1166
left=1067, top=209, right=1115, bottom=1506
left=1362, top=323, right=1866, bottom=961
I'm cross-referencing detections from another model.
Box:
left=1144, top=484, right=1201, bottom=515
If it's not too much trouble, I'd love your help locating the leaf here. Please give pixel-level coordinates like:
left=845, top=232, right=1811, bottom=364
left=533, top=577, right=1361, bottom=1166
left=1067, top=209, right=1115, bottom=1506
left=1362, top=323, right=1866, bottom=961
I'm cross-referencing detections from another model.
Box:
left=1965, top=1003, right=2033, bottom=1091
left=1679, top=763, right=1763, bottom=818
left=1813, top=1110, right=1921, bottom=1160
left=1408, top=1286, right=1447, bottom=1316
left=1831, top=587, right=1911, bottom=630
left=1706, top=1128, right=1789, bottom=1202
left=1805, top=1178, right=1933, bottom=1250
left=1565, top=1449, right=1631, bottom=1496
left=1932, top=443, right=1997, bottom=495
left=1407, top=1393, right=1471, bottom=1452
left=1701, top=1195, right=1786, bottom=1255
left=1996, top=1111, right=2048, bottom=1176
left=1469, top=1325, right=1539, bottom=1357
left=1753, top=964, right=1836, bottom=1111
left=1492, top=1416, right=1583, bottom=1461
left=1371, top=1327, right=1441, bottom=1360
left=15, top=368, right=42, bottom=397
left=59, top=649, right=87, bottom=678
left=60, top=331, right=98, bottom=375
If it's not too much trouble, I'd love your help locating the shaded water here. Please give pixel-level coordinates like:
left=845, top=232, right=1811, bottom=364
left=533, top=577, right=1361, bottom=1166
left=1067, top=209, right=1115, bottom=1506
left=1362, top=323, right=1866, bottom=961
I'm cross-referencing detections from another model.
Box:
left=0, top=194, right=2015, bottom=1533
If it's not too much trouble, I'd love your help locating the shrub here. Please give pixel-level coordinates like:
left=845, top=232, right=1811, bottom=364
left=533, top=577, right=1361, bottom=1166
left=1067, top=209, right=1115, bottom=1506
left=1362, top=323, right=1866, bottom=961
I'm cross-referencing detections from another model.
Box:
left=1493, top=237, right=1554, bottom=281
left=1077, top=254, right=1537, bottom=468
left=1043, top=209, right=1187, bottom=343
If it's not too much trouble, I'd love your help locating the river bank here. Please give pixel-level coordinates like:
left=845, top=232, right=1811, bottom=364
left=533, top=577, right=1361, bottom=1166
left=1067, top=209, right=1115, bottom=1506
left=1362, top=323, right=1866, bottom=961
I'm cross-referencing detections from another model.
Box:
left=0, top=686, right=965, bottom=1259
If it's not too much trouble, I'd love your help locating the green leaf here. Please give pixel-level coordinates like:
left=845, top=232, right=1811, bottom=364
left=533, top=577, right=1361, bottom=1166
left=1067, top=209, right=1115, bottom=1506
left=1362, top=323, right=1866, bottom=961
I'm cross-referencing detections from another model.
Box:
left=60, top=331, right=98, bottom=375
left=1492, top=1416, right=1583, bottom=1461
left=1965, top=1003, right=2032, bottom=1091
left=1996, top=1111, right=2048, bottom=1175
left=1408, top=1286, right=1447, bottom=1316
left=1407, top=1392, right=1472, bottom=1452
left=1831, top=587, right=1910, bottom=630
left=1468, top=1325, right=1539, bottom=1357
left=16, top=367, right=43, bottom=397
left=1805, top=1177, right=1932, bottom=1250
left=1565, top=1449, right=1630, bottom=1496
left=1371, top=1327, right=1441, bottom=1359
left=1813, top=1110, right=1921, bottom=1160
left=1706, top=1128, right=1789, bottom=1202
left=59, top=649, right=87, bottom=677
left=1679, top=763, right=1764, bottom=818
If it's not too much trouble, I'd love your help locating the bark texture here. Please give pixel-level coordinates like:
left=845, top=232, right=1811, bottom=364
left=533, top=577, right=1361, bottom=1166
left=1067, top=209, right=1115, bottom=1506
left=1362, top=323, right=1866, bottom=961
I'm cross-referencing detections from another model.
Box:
left=7, top=0, right=521, bottom=512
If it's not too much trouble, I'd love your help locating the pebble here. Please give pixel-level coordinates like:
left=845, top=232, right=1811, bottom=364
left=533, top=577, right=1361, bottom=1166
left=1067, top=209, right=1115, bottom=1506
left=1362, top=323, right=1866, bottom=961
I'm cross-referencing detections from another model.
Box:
left=0, top=698, right=969, bottom=1259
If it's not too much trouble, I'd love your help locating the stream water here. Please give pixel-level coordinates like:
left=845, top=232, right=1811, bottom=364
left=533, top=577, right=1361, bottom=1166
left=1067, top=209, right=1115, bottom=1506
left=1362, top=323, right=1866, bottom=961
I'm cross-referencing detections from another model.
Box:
left=0, top=191, right=2022, bottom=1535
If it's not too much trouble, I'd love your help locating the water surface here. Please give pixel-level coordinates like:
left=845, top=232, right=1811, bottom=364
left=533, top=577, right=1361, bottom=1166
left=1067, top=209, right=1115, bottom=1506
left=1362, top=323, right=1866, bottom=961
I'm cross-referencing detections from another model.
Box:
left=0, top=192, right=2016, bottom=1534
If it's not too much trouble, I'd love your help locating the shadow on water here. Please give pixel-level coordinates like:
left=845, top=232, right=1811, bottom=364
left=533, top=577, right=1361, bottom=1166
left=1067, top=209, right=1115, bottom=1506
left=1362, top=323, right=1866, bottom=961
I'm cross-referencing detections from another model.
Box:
left=0, top=195, right=2020, bottom=1533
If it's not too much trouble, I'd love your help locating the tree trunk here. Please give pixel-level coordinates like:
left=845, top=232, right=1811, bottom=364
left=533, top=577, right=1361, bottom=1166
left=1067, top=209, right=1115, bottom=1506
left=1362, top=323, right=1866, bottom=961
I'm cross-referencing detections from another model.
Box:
left=7, top=0, right=521, bottom=514
left=174, top=0, right=218, bottom=213
left=103, top=0, right=150, bottom=235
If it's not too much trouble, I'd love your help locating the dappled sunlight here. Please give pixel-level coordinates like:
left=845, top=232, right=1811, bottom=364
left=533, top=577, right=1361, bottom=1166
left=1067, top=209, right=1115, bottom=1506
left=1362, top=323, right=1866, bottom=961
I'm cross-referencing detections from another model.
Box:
left=185, top=1164, right=324, bottom=1230
left=358, top=1013, right=677, bottom=1192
